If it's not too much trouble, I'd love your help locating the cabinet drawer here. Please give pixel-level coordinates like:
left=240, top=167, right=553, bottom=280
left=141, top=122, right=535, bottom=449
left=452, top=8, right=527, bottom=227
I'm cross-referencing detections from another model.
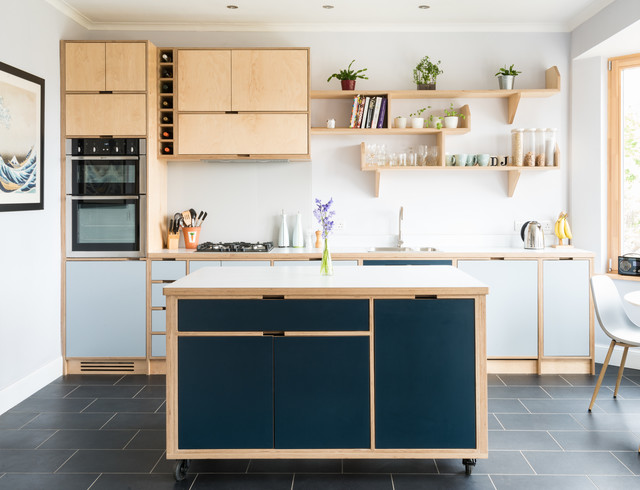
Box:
left=151, top=260, right=187, bottom=280
left=363, top=259, right=452, bottom=266
left=152, top=283, right=167, bottom=307
left=178, top=299, right=369, bottom=332
left=273, top=260, right=358, bottom=267
left=65, top=94, right=146, bottom=136
left=151, top=310, right=166, bottom=332
left=151, top=334, right=166, bottom=357
left=177, top=113, right=308, bottom=156
left=221, top=260, right=271, bottom=267
left=189, top=261, right=221, bottom=273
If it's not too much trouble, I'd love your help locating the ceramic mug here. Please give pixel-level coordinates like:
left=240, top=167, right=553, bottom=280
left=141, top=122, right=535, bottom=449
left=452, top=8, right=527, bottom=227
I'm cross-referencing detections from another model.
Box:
left=326, top=118, right=335, bottom=129
left=454, top=154, right=468, bottom=166
left=445, top=154, right=455, bottom=166
left=467, top=155, right=477, bottom=166
left=476, top=154, right=490, bottom=166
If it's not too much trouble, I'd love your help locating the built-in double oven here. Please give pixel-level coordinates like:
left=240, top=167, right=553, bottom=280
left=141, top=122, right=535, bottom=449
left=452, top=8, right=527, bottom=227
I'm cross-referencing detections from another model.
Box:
left=66, top=138, right=146, bottom=257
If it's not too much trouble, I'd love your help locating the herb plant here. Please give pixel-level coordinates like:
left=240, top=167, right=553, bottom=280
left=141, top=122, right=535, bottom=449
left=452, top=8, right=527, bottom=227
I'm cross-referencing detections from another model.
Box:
left=327, top=60, right=369, bottom=82
left=495, top=64, right=521, bottom=77
left=413, top=56, right=443, bottom=85
left=444, top=103, right=466, bottom=119
left=410, top=106, right=430, bottom=118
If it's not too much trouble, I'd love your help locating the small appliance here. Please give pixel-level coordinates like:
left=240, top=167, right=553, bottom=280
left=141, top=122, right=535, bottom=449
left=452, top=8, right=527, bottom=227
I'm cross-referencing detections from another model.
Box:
left=618, top=254, right=640, bottom=276
left=520, top=221, right=545, bottom=250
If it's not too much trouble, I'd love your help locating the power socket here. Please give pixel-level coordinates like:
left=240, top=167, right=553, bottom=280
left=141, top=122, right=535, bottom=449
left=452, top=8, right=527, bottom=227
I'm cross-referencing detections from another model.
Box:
left=514, top=220, right=554, bottom=234
left=334, top=220, right=345, bottom=231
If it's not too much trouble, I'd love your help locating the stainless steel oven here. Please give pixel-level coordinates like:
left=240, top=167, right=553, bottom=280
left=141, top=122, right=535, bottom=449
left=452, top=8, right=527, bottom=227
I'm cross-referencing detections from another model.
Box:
left=65, top=138, right=146, bottom=258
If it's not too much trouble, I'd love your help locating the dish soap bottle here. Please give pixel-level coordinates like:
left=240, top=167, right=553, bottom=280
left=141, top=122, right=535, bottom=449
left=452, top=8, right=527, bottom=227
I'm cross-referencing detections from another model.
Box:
left=278, top=209, right=290, bottom=247
left=292, top=211, right=304, bottom=248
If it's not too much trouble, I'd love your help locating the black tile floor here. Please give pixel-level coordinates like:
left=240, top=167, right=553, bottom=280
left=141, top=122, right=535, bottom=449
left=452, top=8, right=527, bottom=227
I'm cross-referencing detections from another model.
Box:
left=1, top=367, right=640, bottom=489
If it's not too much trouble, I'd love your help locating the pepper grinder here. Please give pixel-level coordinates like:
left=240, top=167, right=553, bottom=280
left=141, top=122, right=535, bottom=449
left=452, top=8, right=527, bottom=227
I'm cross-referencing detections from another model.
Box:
left=278, top=209, right=289, bottom=247
left=292, top=211, right=304, bottom=248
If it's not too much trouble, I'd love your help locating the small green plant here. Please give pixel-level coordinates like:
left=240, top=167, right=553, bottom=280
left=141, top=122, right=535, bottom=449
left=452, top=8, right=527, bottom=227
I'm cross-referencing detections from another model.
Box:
left=444, top=103, right=466, bottom=119
left=326, top=59, right=369, bottom=82
left=410, top=106, right=430, bottom=118
left=413, top=56, right=443, bottom=85
left=495, top=64, right=521, bottom=77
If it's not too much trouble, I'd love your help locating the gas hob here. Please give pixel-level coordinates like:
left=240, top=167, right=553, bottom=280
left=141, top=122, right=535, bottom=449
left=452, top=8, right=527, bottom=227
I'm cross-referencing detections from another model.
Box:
left=196, top=241, right=274, bottom=253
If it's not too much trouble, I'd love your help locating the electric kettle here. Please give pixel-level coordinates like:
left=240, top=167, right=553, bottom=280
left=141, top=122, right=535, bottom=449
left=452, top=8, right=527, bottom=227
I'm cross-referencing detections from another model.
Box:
left=520, top=221, right=545, bottom=250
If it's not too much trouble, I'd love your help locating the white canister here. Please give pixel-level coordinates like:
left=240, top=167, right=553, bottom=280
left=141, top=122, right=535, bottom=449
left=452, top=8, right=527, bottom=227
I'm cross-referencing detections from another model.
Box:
left=278, top=210, right=290, bottom=247
left=326, top=119, right=336, bottom=129
left=292, top=211, right=304, bottom=248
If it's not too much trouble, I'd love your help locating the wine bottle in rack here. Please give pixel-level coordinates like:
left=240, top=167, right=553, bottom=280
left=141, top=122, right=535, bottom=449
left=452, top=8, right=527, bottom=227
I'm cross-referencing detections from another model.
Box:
left=160, top=82, right=172, bottom=93
left=161, top=114, right=173, bottom=124
left=161, top=68, right=172, bottom=78
left=161, top=52, right=172, bottom=63
left=161, top=129, right=173, bottom=139
left=162, top=143, right=173, bottom=154
left=161, top=98, right=173, bottom=109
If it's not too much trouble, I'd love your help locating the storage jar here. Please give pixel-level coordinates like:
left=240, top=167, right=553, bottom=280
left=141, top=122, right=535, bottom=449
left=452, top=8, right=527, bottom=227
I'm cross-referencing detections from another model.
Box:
left=545, top=128, right=557, bottom=166
left=535, top=129, right=546, bottom=166
left=523, top=129, right=536, bottom=166
left=511, top=128, right=523, bottom=166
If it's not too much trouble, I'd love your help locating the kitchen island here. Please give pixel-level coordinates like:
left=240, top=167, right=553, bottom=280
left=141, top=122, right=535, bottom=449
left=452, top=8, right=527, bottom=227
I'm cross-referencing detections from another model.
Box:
left=164, top=265, right=489, bottom=480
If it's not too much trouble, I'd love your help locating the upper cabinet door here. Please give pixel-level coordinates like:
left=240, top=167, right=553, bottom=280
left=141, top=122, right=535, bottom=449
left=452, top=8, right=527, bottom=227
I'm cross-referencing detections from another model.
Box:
left=65, top=43, right=106, bottom=92
left=177, top=50, right=232, bottom=112
left=231, top=49, right=308, bottom=112
left=105, top=43, right=147, bottom=91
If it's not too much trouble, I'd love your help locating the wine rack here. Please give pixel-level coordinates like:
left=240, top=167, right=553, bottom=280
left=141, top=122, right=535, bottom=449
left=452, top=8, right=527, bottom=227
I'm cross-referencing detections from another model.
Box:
left=158, top=48, right=175, bottom=156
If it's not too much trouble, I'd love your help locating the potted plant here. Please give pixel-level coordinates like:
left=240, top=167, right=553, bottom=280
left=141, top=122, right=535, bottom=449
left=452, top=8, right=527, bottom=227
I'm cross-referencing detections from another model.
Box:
left=495, top=64, right=521, bottom=90
left=443, top=103, right=466, bottom=129
left=394, top=115, right=408, bottom=129
left=409, top=106, right=429, bottom=129
left=413, top=56, right=443, bottom=90
left=327, top=59, right=369, bottom=90
left=428, top=114, right=443, bottom=129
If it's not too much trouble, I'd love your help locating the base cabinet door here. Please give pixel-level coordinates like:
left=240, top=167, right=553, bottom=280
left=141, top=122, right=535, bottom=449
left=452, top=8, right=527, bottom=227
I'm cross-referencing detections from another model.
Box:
left=458, top=260, right=538, bottom=357
left=274, top=337, right=370, bottom=449
left=66, top=261, right=146, bottom=357
left=177, top=336, right=273, bottom=449
left=375, top=299, right=476, bottom=449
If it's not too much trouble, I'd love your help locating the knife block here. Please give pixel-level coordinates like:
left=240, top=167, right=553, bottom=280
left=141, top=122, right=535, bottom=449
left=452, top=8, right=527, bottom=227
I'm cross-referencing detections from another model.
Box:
left=167, top=232, right=179, bottom=250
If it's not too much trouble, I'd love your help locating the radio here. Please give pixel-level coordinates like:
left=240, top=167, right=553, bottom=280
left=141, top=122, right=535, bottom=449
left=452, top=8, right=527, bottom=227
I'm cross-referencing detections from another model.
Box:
left=618, top=254, right=640, bottom=276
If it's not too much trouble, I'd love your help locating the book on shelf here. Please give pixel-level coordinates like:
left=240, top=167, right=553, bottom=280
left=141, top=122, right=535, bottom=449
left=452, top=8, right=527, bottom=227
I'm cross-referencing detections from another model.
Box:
left=377, top=96, right=387, bottom=128
left=371, top=96, right=382, bottom=130
left=349, top=95, right=360, bottom=128
left=364, top=97, right=377, bottom=128
left=358, top=96, right=370, bottom=128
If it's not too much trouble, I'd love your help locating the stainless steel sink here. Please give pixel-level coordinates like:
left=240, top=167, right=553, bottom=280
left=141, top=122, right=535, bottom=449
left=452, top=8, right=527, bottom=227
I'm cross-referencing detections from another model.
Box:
left=367, top=246, right=438, bottom=252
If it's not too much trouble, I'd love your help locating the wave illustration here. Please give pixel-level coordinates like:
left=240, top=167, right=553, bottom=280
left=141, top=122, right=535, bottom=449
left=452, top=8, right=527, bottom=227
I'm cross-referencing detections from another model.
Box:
left=0, top=146, right=37, bottom=193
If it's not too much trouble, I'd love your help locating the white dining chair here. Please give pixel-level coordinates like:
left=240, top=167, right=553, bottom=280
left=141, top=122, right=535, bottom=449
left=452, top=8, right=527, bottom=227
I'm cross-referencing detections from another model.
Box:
left=588, top=275, right=640, bottom=413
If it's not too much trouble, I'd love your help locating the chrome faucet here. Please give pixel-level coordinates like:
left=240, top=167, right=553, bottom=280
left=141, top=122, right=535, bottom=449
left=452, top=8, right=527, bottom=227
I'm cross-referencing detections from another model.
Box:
left=397, top=206, right=404, bottom=248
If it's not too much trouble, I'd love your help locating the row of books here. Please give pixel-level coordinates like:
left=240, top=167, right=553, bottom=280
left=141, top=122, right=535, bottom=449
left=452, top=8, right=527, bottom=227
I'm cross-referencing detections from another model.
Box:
left=349, top=95, right=387, bottom=129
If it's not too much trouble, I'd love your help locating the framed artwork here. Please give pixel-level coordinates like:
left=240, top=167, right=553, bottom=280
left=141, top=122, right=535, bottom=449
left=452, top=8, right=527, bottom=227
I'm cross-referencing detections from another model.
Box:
left=0, top=61, right=44, bottom=211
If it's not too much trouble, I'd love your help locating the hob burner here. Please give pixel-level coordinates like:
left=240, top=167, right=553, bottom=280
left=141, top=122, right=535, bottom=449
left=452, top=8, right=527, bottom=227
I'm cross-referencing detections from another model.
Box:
left=197, top=241, right=274, bottom=253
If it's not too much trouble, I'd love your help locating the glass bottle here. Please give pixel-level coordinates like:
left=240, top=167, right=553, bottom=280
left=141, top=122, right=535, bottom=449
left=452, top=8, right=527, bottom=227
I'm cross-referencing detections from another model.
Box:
left=511, top=128, right=523, bottom=166
left=523, top=129, right=536, bottom=166
left=545, top=128, right=557, bottom=166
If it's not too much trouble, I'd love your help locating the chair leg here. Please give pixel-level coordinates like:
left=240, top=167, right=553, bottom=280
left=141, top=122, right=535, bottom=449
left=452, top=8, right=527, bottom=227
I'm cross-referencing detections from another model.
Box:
left=614, top=346, right=629, bottom=398
left=589, top=340, right=616, bottom=412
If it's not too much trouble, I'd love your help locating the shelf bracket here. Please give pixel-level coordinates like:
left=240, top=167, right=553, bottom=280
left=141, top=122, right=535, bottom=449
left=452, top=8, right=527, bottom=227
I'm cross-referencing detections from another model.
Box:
left=507, top=169, right=521, bottom=197
left=507, top=93, right=521, bottom=125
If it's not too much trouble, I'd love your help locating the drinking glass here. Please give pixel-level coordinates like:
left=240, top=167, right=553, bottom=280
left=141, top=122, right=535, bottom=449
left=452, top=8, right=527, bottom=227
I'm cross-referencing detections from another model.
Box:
left=418, top=145, right=427, bottom=166
left=388, top=152, right=398, bottom=166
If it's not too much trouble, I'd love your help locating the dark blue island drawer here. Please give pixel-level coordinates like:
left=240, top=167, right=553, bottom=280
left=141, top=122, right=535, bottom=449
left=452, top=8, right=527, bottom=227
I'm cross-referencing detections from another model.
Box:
left=178, top=299, right=369, bottom=332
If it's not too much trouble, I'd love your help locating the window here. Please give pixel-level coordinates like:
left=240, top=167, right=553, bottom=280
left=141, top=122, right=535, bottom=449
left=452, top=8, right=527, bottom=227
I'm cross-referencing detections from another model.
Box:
left=608, top=54, right=640, bottom=270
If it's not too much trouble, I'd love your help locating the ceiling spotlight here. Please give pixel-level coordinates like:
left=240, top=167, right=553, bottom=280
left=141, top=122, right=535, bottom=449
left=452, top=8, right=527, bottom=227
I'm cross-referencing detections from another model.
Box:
left=322, top=5, right=334, bottom=9
left=226, top=5, right=238, bottom=9
left=418, top=5, right=430, bottom=9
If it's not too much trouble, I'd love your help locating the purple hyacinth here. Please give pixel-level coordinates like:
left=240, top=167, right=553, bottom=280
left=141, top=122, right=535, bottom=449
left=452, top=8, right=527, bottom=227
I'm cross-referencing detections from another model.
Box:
left=313, top=198, right=335, bottom=239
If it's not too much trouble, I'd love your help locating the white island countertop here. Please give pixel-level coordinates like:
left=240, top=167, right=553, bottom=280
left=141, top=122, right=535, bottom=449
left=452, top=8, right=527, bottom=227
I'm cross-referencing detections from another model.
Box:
left=163, top=265, right=489, bottom=297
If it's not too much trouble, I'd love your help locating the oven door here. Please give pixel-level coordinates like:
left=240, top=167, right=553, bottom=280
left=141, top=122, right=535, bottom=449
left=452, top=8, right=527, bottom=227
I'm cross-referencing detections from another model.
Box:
left=66, top=196, right=146, bottom=258
left=66, top=156, right=146, bottom=196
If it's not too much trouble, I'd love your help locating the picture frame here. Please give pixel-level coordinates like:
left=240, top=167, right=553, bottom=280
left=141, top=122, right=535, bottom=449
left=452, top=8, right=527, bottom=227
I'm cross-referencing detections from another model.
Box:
left=0, top=61, right=45, bottom=212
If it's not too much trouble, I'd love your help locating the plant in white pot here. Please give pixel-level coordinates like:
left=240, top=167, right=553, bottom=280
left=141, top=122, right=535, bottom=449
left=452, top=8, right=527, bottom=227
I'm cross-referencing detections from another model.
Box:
left=495, top=64, right=521, bottom=90
left=413, top=56, right=443, bottom=90
left=428, top=114, right=443, bottom=129
left=443, top=103, right=465, bottom=129
left=409, top=107, right=429, bottom=129
left=394, top=115, right=408, bottom=129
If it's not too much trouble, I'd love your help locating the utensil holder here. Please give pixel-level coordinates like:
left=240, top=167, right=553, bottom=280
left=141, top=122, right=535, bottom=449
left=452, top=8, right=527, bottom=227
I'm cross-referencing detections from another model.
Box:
left=167, top=232, right=179, bottom=250
left=182, top=226, right=201, bottom=249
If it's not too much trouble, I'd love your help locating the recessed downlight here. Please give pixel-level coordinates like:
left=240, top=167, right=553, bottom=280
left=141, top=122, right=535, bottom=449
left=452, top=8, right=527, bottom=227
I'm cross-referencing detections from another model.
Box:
left=418, top=5, right=430, bottom=9
left=226, top=5, right=238, bottom=9
left=322, top=5, right=335, bottom=9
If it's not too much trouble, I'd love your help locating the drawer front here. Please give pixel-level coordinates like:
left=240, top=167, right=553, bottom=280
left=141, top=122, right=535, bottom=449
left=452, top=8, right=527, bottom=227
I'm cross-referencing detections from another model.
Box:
left=178, top=299, right=369, bottom=332
left=221, top=260, right=271, bottom=267
left=273, top=260, right=358, bottom=267
left=152, top=283, right=167, bottom=307
left=151, top=310, right=166, bottom=332
left=151, top=334, right=166, bottom=357
left=189, top=260, right=222, bottom=273
left=363, top=259, right=452, bottom=266
left=151, top=260, right=187, bottom=280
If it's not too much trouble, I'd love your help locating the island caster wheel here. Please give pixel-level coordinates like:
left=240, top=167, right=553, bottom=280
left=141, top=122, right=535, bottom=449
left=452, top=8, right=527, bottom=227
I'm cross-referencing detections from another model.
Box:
left=462, top=458, right=476, bottom=475
left=174, top=459, right=191, bottom=481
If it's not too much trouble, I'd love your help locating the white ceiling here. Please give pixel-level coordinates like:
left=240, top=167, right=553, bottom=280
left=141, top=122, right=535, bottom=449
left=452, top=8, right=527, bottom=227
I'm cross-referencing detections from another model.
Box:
left=46, top=0, right=614, bottom=32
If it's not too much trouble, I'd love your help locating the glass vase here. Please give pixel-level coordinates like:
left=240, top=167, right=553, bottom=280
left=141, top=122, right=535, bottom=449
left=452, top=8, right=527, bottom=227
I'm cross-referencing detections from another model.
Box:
left=320, top=238, right=333, bottom=276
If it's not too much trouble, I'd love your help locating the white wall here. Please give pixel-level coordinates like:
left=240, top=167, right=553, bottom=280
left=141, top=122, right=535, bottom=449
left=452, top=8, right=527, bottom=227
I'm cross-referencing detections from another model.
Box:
left=0, top=0, right=85, bottom=414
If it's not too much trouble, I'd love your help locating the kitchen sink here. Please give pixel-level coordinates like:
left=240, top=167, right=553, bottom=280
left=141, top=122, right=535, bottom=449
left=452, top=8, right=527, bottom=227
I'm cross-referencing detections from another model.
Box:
left=368, top=247, right=438, bottom=252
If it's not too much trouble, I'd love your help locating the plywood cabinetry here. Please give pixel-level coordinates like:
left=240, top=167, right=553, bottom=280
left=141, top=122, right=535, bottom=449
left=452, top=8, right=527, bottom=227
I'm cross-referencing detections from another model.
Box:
left=177, top=50, right=231, bottom=112
left=65, top=93, right=147, bottom=136
left=105, top=43, right=147, bottom=92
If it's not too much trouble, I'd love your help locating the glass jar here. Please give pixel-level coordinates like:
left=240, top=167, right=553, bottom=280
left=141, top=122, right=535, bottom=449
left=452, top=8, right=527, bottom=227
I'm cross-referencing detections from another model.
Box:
left=511, top=128, right=523, bottom=166
left=545, top=128, right=557, bottom=166
left=523, top=128, right=536, bottom=166
left=535, top=129, right=546, bottom=166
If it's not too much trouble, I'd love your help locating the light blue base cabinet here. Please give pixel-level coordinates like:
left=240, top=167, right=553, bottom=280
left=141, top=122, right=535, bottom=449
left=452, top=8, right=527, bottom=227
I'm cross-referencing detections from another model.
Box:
left=66, top=260, right=146, bottom=357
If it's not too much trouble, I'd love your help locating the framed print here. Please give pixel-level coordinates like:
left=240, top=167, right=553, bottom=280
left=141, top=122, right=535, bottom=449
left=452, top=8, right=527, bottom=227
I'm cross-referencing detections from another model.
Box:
left=0, top=61, right=44, bottom=211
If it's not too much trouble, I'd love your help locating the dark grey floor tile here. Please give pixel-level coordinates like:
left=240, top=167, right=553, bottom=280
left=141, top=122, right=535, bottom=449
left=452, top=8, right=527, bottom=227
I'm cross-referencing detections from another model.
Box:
left=115, top=375, right=166, bottom=386
left=596, top=399, right=640, bottom=413
left=489, top=399, right=529, bottom=413
left=0, top=429, right=55, bottom=449
left=499, top=375, right=571, bottom=387
left=0, top=412, right=38, bottom=429
left=9, top=397, right=94, bottom=413
left=134, top=386, right=166, bottom=398
left=491, top=475, right=597, bottom=489
left=393, top=474, right=494, bottom=489
left=23, top=412, right=114, bottom=430
left=83, top=398, right=164, bottom=413
left=488, top=414, right=503, bottom=430
left=343, top=458, right=437, bottom=474
left=194, top=473, right=293, bottom=490
left=156, top=401, right=166, bottom=413
left=523, top=451, right=633, bottom=475
left=437, top=451, right=533, bottom=475
left=248, top=459, right=341, bottom=473
left=67, top=385, right=144, bottom=399
left=103, top=413, right=165, bottom=430
left=488, top=375, right=505, bottom=386
left=90, top=473, right=194, bottom=490
left=153, top=458, right=250, bottom=474
left=626, top=376, right=640, bottom=387
left=612, top=451, right=640, bottom=475
left=496, top=413, right=583, bottom=430
left=589, top=475, right=640, bottom=489
left=571, top=412, right=640, bottom=431
left=51, top=375, right=123, bottom=385
left=550, top=431, right=639, bottom=451
left=293, top=473, right=391, bottom=490
left=126, top=430, right=165, bottom=449
left=31, top=384, right=79, bottom=398
left=0, top=449, right=74, bottom=472
left=561, top=374, right=636, bottom=387
left=489, top=430, right=562, bottom=450
left=0, top=473, right=99, bottom=490
left=612, top=387, right=640, bottom=399
left=544, top=386, right=612, bottom=399
left=57, top=449, right=163, bottom=473
left=520, top=398, right=604, bottom=413
left=489, top=386, right=551, bottom=399
left=39, top=429, right=137, bottom=450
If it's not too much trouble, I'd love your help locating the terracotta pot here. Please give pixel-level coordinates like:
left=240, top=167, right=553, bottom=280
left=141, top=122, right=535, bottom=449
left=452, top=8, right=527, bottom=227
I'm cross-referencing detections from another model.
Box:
left=341, top=79, right=356, bottom=90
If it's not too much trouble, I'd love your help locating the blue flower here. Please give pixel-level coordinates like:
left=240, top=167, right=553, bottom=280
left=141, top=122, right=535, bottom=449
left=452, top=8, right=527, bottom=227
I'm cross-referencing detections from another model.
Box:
left=314, top=198, right=335, bottom=239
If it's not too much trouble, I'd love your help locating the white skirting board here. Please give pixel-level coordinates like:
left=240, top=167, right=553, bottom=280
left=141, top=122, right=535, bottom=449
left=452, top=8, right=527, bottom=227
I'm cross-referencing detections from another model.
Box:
left=595, top=342, right=640, bottom=371
left=0, top=357, right=63, bottom=416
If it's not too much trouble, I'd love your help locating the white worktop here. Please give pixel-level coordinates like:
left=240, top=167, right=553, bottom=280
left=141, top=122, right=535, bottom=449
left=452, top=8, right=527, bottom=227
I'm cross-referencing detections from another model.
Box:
left=163, top=265, right=488, bottom=294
